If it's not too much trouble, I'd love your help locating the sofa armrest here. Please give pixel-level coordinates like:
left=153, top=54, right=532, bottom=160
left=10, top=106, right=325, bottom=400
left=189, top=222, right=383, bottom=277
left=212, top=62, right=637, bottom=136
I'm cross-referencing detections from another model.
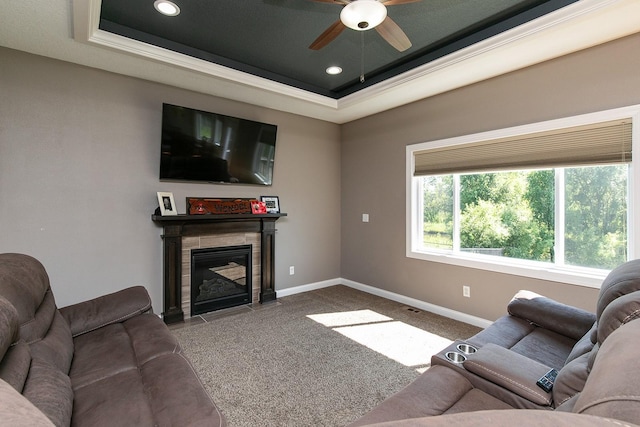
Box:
left=358, top=410, right=617, bottom=427
left=59, top=286, right=153, bottom=337
left=463, top=343, right=553, bottom=406
left=508, top=290, right=596, bottom=341
left=0, top=379, right=54, bottom=426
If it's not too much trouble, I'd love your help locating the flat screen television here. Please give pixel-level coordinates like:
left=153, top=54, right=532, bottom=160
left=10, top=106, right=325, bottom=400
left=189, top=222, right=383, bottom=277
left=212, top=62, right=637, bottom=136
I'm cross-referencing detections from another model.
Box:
left=159, top=103, right=278, bottom=185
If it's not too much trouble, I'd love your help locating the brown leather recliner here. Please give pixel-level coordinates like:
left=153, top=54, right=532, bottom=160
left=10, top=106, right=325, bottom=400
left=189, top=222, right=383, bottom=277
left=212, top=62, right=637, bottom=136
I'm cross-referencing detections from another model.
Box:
left=0, top=253, right=225, bottom=426
left=468, top=259, right=640, bottom=370
left=356, top=317, right=640, bottom=426
left=351, top=259, right=640, bottom=426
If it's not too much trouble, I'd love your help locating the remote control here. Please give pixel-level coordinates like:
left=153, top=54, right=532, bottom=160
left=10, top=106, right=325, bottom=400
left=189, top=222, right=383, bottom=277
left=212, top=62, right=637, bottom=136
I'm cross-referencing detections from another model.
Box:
left=536, top=368, right=558, bottom=393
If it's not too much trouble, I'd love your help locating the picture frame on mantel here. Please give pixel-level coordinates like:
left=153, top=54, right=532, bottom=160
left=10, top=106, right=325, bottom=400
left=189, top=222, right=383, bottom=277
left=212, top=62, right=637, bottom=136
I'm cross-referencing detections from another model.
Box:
left=157, top=192, right=177, bottom=216
left=260, top=196, right=280, bottom=213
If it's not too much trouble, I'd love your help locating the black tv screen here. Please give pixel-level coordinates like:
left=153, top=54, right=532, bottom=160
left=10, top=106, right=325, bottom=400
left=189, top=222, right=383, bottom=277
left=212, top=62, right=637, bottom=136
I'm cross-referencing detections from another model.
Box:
left=160, top=103, right=277, bottom=185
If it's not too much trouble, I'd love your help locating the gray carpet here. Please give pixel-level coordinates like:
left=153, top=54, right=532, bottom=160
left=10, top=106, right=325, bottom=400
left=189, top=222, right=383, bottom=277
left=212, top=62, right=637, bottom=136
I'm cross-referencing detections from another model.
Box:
left=171, top=285, right=482, bottom=427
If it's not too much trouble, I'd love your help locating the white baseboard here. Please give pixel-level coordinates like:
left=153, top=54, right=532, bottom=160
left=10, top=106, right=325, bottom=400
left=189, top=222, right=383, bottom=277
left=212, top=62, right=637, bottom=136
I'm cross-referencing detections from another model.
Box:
left=275, top=278, right=342, bottom=298
left=276, top=278, right=493, bottom=329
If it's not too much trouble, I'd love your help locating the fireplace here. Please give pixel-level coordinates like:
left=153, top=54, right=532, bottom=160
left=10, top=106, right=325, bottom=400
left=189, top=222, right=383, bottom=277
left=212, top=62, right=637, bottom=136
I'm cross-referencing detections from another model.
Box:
left=152, top=212, right=286, bottom=324
left=191, top=245, right=252, bottom=315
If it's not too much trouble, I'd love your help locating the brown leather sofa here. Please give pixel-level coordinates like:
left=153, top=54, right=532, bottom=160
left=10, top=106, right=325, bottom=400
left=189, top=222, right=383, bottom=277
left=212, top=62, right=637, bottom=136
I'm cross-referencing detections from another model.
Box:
left=0, top=253, right=225, bottom=426
left=351, top=259, right=640, bottom=426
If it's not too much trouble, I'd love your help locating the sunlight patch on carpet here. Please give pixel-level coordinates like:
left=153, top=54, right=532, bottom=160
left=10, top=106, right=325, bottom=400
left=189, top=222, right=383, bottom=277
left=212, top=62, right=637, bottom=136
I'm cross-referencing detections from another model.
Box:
left=307, top=309, right=392, bottom=327
left=308, top=310, right=452, bottom=370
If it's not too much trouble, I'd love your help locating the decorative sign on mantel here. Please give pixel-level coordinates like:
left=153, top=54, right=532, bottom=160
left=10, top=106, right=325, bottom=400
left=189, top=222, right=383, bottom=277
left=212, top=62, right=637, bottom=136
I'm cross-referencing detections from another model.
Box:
left=187, top=197, right=267, bottom=215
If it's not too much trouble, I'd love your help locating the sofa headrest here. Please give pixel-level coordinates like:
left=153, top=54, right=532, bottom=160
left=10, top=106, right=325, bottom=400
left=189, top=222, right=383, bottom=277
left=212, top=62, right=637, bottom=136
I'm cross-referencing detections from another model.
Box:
left=507, top=290, right=596, bottom=341
left=0, top=253, right=51, bottom=328
left=597, top=259, right=640, bottom=319
left=573, top=319, right=640, bottom=423
left=596, top=291, right=640, bottom=344
left=0, top=296, right=19, bottom=359
left=0, top=253, right=61, bottom=345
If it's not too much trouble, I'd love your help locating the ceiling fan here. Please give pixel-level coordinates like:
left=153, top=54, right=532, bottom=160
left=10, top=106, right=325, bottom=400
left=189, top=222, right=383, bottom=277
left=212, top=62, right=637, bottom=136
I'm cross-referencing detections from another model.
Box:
left=309, top=0, right=421, bottom=52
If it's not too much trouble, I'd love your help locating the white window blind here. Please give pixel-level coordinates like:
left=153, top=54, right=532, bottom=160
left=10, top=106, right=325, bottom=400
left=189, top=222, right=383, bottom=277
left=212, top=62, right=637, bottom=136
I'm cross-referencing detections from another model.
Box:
left=414, top=119, right=632, bottom=176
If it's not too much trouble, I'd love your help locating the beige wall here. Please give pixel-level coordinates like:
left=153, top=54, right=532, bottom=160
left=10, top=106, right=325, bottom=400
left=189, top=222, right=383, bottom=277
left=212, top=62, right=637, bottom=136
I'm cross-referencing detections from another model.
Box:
left=0, top=47, right=341, bottom=310
left=3, top=33, right=640, bottom=323
left=341, top=33, right=640, bottom=321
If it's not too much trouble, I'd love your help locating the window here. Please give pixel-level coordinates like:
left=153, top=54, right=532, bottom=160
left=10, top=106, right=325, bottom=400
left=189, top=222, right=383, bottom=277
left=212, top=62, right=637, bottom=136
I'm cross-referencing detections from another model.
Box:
left=407, top=106, right=640, bottom=288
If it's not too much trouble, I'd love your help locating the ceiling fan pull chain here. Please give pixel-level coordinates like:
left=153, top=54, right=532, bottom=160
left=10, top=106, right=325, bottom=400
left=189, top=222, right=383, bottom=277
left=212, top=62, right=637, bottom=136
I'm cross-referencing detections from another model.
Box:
left=360, top=32, right=365, bottom=83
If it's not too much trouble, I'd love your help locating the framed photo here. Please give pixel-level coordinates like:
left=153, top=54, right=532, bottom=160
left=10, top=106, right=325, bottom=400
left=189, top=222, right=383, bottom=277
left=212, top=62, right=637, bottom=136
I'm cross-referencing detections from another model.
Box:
left=157, top=192, right=178, bottom=216
left=260, top=196, right=280, bottom=214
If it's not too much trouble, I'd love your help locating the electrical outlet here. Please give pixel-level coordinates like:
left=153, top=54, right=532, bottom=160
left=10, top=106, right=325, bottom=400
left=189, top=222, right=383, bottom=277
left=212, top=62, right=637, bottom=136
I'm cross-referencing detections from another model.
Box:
left=463, top=285, right=471, bottom=298
left=289, top=266, right=295, bottom=275
left=362, top=213, right=369, bottom=222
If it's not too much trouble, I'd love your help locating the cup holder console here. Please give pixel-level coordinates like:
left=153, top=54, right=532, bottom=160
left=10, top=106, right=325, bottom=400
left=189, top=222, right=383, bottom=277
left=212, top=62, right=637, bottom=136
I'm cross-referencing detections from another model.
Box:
left=442, top=342, right=478, bottom=364
left=445, top=351, right=467, bottom=363
left=457, top=343, right=477, bottom=354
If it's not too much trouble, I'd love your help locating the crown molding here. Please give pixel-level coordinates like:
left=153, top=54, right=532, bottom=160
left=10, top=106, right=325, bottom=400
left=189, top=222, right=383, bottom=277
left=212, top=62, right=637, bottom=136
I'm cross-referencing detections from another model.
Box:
left=69, top=0, right=640, bottom=123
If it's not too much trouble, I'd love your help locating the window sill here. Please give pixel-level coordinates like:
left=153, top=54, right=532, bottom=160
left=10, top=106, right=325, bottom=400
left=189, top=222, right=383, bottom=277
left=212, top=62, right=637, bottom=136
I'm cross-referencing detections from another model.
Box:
left=407, top=249, right=607, bottom=289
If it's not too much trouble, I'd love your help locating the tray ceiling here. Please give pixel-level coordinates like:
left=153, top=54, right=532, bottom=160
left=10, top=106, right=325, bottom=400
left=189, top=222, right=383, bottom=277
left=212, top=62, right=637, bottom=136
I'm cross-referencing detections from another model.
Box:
left=2, top=0, right=640, bottom=123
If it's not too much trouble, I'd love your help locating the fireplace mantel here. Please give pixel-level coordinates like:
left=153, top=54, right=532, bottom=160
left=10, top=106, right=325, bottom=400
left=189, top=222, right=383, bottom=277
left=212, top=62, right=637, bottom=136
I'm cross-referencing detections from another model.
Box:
left=152, top=213, right=287, bottom=324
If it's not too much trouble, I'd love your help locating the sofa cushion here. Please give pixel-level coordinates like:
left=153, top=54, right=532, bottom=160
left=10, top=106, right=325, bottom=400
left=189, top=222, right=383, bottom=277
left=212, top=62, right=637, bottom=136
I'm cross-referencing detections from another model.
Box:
left=0, top=254, right=50, bottom=330
left=69, top=314, right=178, bottom=390
left=121, top=312, right=181, bottom=364
left=507, top=328, right=575, bottom=370
left=0, top=295, right=32, bottom=393
left=348, top=365, right=513, bottom=426
left=0, top=254, right=73, bottom=376
left=30, top=311, right=74, bottom=374
left=72, top=368, right=156, bottom=426
left=0, top=378, right=54, bottom=427
left=552, top=351, right=590, bottom=408
left=466, top=316, right=535, bottom=349
left=0, top=341, right=31, bottom=392
left=564, top=323, right=596, bottom=365
left=573, top=320, right=640, bottom=423
left=70, top=312, right=224, bottom=427
left=23, top=359, right=73, bottom=427
left=596, top=291, right=640, bottom=344
left=20, top=290, right=59, bottom=345
left=141, top=352, right=224, bottom=426
left=0, top=296, right=18, bottom=358
left=70, top=322, right=141, bottom=390
left=596, top=258, right=640, bottom=319
left=468, top=315, right=575, bottom=371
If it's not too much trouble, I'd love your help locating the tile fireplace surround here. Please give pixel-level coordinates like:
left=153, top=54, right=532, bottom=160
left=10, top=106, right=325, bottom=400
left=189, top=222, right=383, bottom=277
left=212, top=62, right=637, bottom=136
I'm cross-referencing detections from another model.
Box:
left=183, top=232, right=260, bottom=318
left=152, top=213, right=287, bottom=324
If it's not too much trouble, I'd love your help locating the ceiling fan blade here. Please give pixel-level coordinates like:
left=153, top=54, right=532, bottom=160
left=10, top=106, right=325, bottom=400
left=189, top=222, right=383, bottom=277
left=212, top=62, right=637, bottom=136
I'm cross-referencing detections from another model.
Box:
left=375, top=16, right=412, bottom=52
left=381, top=0, right=422, bottom=5
left=309, top=20, right=346, bottom=50
left=308, top=0, right=350, bottom=4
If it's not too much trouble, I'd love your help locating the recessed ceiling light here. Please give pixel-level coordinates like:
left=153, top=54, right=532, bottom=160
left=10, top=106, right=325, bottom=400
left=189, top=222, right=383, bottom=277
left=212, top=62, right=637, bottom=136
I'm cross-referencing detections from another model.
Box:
left=154, top=0, right=180, bottom=16
left=326, top=66, right=343, bottom=75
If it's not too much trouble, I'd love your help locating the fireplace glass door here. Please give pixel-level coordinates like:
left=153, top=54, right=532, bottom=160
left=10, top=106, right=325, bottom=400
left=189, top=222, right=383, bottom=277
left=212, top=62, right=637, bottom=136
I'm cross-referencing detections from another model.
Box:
left=191, top=245, right=252, bottom=315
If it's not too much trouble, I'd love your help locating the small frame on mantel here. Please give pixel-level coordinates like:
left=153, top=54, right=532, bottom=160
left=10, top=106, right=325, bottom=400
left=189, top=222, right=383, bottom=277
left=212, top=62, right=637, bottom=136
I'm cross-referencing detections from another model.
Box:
left=157, top=192, right=178, bottom=216
left=260, top=196, right=280, bottom=213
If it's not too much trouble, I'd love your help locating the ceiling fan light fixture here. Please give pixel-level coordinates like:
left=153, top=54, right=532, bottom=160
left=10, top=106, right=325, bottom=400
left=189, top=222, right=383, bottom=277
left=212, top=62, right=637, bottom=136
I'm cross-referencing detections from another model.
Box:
left=154, top=0, right=180, bottom=16
left=340, top=0, right=387, bottom=31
